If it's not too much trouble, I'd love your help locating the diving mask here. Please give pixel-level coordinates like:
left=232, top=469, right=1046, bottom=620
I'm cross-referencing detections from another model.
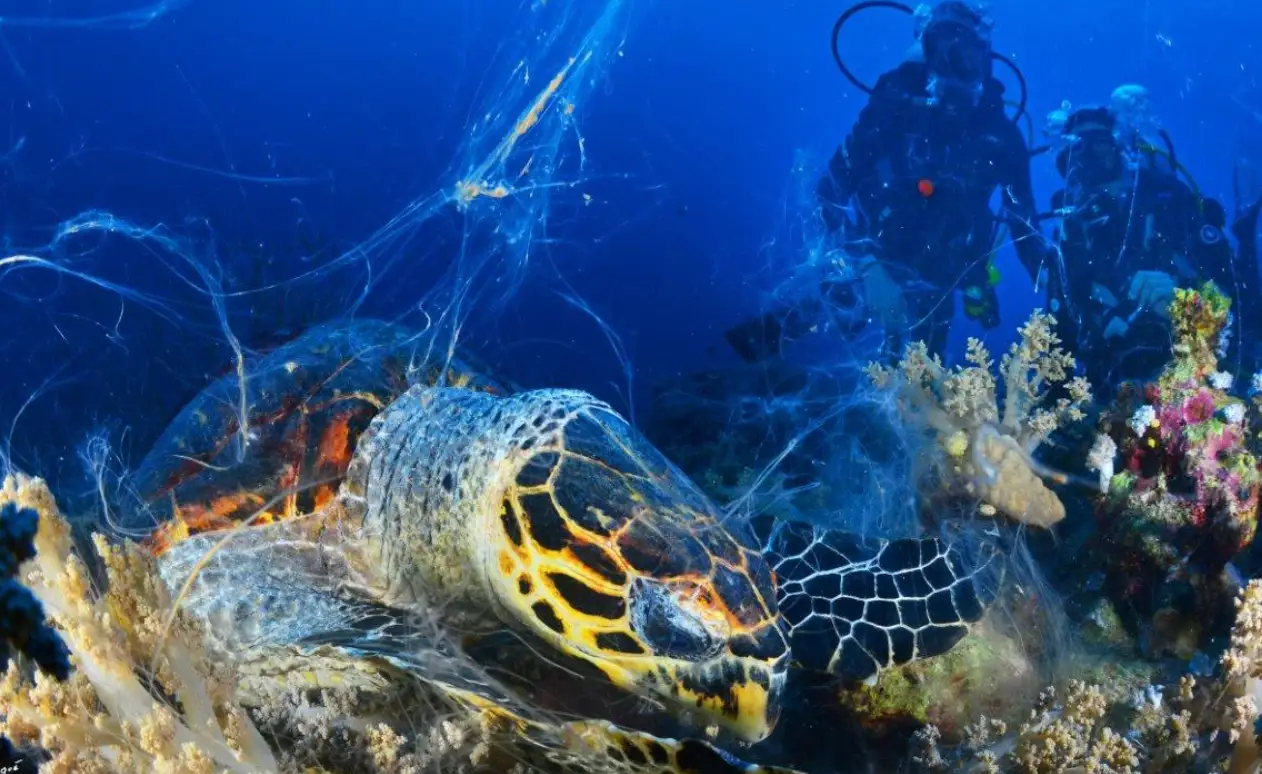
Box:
left=923, top=19, right=991, bottom=82
left=1055, top=107, right=1125, bottom=186
left=920, top=2, right=993, bottom=81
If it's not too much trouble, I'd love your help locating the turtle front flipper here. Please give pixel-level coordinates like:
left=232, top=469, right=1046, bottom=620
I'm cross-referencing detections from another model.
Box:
left=155, top=515, right=520, bottom=716
left=413, top=672, right=807, bottom=774
left=155, top=515, right=418, bottom=659
left=752, top=517, right=1001, bottom=682
left=563, top=720, right=804, bottom=774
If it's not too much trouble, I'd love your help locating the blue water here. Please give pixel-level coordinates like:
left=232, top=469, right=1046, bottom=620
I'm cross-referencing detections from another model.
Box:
left=0, top=0, right=1257, bottom=493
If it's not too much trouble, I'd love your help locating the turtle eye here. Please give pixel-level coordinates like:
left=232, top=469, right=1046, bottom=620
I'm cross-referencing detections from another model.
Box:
left=628, top=578, right=726, bottom=661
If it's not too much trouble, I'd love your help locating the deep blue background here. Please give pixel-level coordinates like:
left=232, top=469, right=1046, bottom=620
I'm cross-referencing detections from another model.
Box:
left=0, top=0, right=1258, bottom=492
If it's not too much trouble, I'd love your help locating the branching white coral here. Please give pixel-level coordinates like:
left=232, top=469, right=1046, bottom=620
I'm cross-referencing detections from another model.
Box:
left=1130, top=405, right=1157, bottom=437
left=1087, top=434, right=1119, bottom=495
left=868, top=311, right=1090, bottom=527
left=1222, top=580, right=1262, bottom=685
left=1210, top=371, right=1235, bottom=391
left=921, top=582, right=1262, bottom=772
left=1224, top=403, right=1247, bottom=426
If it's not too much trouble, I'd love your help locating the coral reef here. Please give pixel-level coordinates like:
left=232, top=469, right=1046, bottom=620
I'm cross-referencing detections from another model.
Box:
left=837, top=619, right=1039, bottom=741
left=867, top=311, right=1091, bottom=528
left=0, top=473, right=810, bottom=773
left=0, top=473, right=530, bottom=773
left=911, top=579, right=1262, bottom=773
left=0, top=473, right=549, bottom=773
left=0, top=472, right=278, bottom=773
left=0, top=299, right=1251, bottom=772
left=0, top=499, right=70, bottom=774
left=1251, top=372, right=1262, bottom=459
left=1091, top=283, right=1261, bottom=656
left=0, top=502, right=71, bottom=684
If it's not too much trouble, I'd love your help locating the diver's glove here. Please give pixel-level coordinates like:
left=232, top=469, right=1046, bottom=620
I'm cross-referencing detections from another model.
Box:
left=856, top=257, right=909, bottom=330
left=1127, top=270, right=1176, bottom=319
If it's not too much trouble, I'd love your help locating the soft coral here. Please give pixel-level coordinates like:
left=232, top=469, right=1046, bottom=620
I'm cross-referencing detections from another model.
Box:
left=0, top=502, right=70, bottom=681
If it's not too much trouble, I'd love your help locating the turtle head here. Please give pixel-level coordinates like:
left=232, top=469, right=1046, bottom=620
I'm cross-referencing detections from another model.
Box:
left=488, top=395, right=788, bottom=743
left=618, top=568, right=790, bottom=742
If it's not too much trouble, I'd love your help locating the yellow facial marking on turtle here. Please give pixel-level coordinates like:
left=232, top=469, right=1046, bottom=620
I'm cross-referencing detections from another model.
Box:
left=562, top=718, right=804, bottom=774
left=481, top=401, right=790, bottom=744
left=326, top=386, right=789, bottom=744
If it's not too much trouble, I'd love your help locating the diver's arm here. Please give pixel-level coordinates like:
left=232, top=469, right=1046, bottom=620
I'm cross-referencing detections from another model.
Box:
left=735, top=72, right=909, bottom=364
left=1231, top=195, right=1260, bottom=299
left=1230, top=196, right=1262, bottom=359
left=999, top=125, right=1051, bottom=284
left=1233, top=195, right=1261, bottom=257
left=816, top=146, right=854, bottom=234
left=1182, top=193, right=1240, bottom=292
left=816, top=67, right=912, bottom=234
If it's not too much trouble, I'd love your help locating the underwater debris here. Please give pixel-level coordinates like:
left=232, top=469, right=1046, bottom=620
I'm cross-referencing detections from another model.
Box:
left=0, top=472, right=553, bottom=774
left=868, top=311, right=1091, bottom=528
left=646, top=362, right=857, bottom=525
left=912, top=579, right=1262, bottom=773
left=0, top=463, right=810, bottom=773
left=1092, top=282, right=1261, bottom=657
left=0, top=472, right=520, bottom=774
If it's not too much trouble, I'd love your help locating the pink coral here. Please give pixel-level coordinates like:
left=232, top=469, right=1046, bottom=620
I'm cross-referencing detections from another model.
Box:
left=1092, top=284, right=1262, bottom=655
left=1180, top=390, right=1216, bottom=425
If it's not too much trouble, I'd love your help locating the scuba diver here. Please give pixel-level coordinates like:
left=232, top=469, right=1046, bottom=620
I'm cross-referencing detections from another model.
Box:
left=726, top=0, right=1052, bottom=363
left=1043, top=102, right=1262, bottom=392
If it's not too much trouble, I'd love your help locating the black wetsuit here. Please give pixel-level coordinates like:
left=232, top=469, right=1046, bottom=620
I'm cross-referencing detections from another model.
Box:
left=1050, top=162, right=1260, bottom=391
left=815, top=60, right=1049, bottom=356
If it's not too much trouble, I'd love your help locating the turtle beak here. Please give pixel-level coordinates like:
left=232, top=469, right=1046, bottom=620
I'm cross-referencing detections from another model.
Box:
left=593, top=651, right=785, bottom=744
left=616, top=576, right=790, bottom=743
left=670, top=657, right=785, bottom=743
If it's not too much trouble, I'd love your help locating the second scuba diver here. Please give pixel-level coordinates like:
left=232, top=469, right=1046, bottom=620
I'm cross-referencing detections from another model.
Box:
left=1044, top=100, right=1261, bottom=392
left=726, top=0, right=1053, bottom=363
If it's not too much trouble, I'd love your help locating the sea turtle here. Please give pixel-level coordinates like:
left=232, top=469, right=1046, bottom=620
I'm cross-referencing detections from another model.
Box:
left=121, top=317, right=508, bottom=551
left=131, top=320, right=1001, bottom=773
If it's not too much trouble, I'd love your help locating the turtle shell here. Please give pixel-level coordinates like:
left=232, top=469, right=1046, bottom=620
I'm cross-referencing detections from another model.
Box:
left=125, top=319, right=508, bottom=553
